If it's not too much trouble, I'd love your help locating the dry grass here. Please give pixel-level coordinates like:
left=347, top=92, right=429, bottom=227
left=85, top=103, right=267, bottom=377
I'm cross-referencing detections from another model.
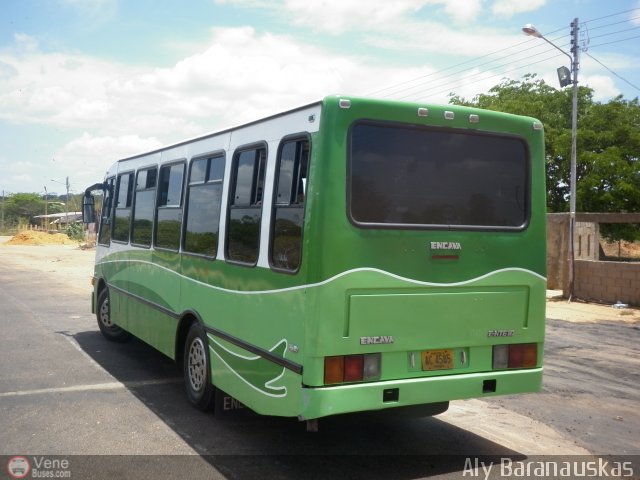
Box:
left=5, top=231, right=76, bottom=246
left=600, top=240, right=640, bottom=260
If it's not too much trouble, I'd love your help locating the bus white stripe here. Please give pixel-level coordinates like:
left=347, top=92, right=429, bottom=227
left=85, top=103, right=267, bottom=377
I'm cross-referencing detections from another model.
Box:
left=97, top=260, right=546, bottom=295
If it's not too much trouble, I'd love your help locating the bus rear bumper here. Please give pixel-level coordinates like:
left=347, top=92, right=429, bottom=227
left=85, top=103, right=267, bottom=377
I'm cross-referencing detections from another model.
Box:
left=299, top=368, right=542, bottom=420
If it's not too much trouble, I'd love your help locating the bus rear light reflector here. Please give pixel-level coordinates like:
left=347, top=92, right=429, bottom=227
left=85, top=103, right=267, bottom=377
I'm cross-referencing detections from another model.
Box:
left=493, top=343, right=537, bottom=370
left=363, top=352, right=381, bottom=380
left=324, top=356, right=344, bottom=385
left=492, top=345, right=508, bottom=369
left=511, top=343, right=537, bottom=368
left=324, top=353, right=381, bottom=385
left=344, top=355, right=364, bottom=382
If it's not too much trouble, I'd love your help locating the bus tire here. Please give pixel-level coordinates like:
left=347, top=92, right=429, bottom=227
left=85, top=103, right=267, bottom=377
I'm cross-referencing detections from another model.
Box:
left=96, top=288, right=131, bottom=343
left=184, top=323, right=215, bottom=412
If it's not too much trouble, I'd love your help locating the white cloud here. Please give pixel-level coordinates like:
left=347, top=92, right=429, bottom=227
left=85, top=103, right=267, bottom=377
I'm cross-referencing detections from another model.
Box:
left=632, top=2, right=640, bottom=26
left=440, top=0, right=483, bottom=23
left=0, top=51, right=128, bottom=128
left=4, top=25, right=451, bottom=190
left=491, top=0, right=547, bottom=18
left=282, top=0, right=429, bottom=34
left=54, top=133, right=163, bottom=191
left=58, top=0, right=118, bottom=28
left=13, top=33, right=39, bottom=53
left=217, top=0, right=484, bottom=33
left=215, top=0, right=516, bottom=56
left=0, top=61, right=18, bottom=80
left=582, top=75, right=620, bottom=102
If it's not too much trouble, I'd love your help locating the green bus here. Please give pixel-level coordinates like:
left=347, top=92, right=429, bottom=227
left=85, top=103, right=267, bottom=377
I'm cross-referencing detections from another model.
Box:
left=83, top=95, right=546, bottom=431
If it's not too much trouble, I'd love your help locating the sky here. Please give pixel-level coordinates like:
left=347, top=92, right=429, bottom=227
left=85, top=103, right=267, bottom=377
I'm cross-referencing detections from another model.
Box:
left=1, top=0, right=639, bottom=196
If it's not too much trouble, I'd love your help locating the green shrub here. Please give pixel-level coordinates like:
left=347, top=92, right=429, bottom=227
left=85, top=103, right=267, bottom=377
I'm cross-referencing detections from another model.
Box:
left=66, top=222, right=85, bottom=242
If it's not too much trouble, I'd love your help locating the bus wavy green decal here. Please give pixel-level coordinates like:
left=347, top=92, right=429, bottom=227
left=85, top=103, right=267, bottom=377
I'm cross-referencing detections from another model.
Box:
left=208, top=335, right=288, bottom=398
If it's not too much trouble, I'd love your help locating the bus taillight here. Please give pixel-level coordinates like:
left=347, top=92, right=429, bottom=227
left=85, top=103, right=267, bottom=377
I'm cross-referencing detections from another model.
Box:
left=324, top=353, right=381, bottom=385
left=492, top=343, right=538, bottom=370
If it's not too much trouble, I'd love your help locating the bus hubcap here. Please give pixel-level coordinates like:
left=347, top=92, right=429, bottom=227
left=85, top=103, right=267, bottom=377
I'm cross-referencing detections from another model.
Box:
left=188, top=338, right=207, bottom=392
left=99, top=297, right=113, bottom=327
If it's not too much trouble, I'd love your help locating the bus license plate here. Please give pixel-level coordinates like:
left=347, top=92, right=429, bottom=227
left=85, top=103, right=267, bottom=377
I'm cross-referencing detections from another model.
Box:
left=421, top=349, right=454, bottom=371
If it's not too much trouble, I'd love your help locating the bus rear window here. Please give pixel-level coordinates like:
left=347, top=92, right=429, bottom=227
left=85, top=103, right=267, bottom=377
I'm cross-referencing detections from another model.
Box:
left=349, top=122, right=529, bottom=230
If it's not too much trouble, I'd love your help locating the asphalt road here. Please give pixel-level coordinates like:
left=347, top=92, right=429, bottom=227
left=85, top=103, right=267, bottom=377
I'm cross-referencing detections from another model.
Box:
left=486, top=317, right=640, bottom=456
left=0, top=243, right=638, bottom=479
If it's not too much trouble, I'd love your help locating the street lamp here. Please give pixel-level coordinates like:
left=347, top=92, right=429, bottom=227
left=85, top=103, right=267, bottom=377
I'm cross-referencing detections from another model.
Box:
left=523, top=19, right=580, bottom=301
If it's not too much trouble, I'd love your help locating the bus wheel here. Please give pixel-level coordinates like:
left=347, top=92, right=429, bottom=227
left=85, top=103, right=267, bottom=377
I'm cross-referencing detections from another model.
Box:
left=96, top=288, right=131, bottom=343
left=184, top=323, right=215, bottom=411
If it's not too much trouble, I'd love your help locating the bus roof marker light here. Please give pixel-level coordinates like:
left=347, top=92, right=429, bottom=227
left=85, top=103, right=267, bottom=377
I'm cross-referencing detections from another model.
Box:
left=339, top=99, right=351, bottom=109
left=469, top=114, right=479, bottom=124
left=444, top=111, right=455, bottom=120
left=417, top=108, right=429, bottom=117
left=533, top=121, right=543, bottom=130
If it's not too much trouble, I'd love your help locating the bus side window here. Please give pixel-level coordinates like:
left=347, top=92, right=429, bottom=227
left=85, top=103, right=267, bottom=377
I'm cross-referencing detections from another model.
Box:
left=270, top=137, right=309, bottom=272
left=131, top=167, right=157, bottom=247
left=98, top=177, right=115, bottom=246
left=113, top=172, right=134, bottom=243
left=184, top=155, right=225, bottom=257
left=155, top=163, right=185, bottom=251
left=227, top=146, right=267, bottom=265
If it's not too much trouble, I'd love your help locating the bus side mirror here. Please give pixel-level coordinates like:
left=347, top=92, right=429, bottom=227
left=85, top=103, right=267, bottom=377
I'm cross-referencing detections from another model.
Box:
left=82, top=193, right=96, bottom=224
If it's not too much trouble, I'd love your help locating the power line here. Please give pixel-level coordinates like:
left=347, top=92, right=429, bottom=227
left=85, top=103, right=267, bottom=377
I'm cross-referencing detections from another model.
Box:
left=366, top=37, right=542, bottom=97
left=583, top=7, right=640, bottom=24
left=584, top=14, right=640, bottom=31
left=366, top=8, right=640, bottom=102
left=590, top=34, right=640, bottom=49
left=589, top=25, right=640, bottom=41
left=367, top=28, right=571, bottom=98
left=370, top=34, right=572, bottom=100
left=397, top=52, right=570, bottom=102
left=585, top=52, right=640, bottom=92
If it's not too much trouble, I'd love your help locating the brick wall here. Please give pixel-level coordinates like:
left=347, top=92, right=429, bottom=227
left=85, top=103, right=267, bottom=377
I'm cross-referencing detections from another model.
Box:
left=574, top=260, right=640, bottom=306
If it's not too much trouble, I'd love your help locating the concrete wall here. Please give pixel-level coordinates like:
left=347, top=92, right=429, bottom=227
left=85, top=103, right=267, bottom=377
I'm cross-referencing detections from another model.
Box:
left=574, top=260, right=640, bottom=306
left=575, top=221, right=599, bottom=260
left=547, top=213, right=640, bottom=306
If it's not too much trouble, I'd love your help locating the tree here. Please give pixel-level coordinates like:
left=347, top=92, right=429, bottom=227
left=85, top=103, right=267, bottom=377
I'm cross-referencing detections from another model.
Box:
left=4, top=193, right=45, bottom=226
left=450, top=76, right=640, bottom=241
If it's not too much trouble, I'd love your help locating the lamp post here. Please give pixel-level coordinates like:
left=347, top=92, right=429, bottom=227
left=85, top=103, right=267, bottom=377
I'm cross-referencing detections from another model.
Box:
left=523, top=19, right=579, bottom=301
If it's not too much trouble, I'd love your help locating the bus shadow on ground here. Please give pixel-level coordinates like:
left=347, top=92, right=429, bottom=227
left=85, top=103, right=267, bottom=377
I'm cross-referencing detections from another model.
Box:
left=72, top=329, right=526, bottom=479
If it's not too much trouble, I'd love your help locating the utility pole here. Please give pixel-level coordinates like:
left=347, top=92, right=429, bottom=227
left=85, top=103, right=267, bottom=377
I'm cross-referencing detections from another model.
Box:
left=567, top=17, right=580, bottom=301
left=1, top=190, right=4, bottom=233
left=522, top=18, right=580, bottom=301
left=44, top=186, right=48, bottom=231
left=65, top=176, right=70, bottom=226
